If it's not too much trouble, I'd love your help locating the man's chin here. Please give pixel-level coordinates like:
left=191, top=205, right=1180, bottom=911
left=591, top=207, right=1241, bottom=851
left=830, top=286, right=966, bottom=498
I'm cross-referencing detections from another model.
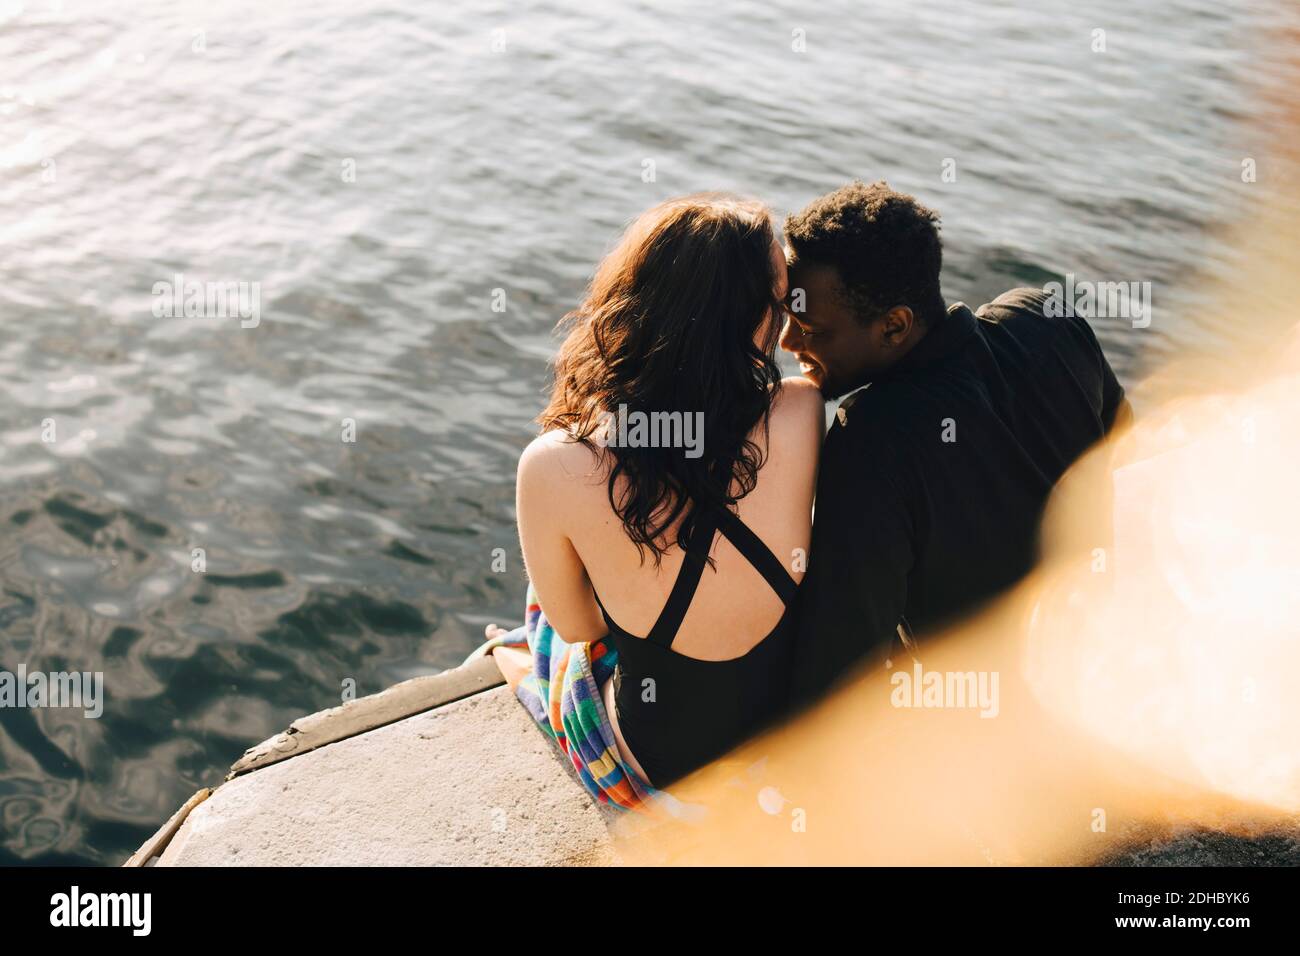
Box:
left=809, top=366, right=870, bottom=401
left=797, top=362, right=827, bottom=391
left=803, top=367, right=843, bottom=401
left=795, top=359, right=852, bottom=400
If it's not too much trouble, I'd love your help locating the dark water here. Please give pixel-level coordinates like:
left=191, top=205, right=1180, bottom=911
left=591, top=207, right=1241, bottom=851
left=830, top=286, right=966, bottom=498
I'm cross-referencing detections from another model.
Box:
left=0, top=0, right=1294, bottom=864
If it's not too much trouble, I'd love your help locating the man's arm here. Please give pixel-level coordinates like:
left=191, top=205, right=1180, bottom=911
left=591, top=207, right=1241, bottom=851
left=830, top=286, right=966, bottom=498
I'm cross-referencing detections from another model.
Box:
left=789, top=409, right=915, bottom=708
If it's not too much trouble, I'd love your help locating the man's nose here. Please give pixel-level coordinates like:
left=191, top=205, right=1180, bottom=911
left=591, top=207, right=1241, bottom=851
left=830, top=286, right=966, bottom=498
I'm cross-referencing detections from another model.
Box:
left=778, top=315, right=801, bottom=353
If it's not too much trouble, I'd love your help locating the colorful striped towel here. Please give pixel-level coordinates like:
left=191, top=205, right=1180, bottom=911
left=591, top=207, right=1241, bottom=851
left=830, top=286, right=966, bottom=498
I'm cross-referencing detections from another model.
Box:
left=466, top=584, right=660, bottom=812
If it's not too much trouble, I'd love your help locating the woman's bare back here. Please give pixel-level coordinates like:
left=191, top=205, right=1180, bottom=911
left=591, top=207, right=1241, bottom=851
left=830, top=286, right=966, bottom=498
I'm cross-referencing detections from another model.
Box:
left=543, top=376, right=823, bottom=661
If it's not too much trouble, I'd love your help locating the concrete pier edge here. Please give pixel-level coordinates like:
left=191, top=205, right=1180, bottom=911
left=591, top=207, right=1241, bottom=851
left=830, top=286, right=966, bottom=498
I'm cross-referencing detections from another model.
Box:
left=227, top=654, right=506, bottom=778
left=123, top=787, right=214, bottom=867
left=124, top=648, right=1299, bottom=866
left=124, top=653, right=524, bottom=866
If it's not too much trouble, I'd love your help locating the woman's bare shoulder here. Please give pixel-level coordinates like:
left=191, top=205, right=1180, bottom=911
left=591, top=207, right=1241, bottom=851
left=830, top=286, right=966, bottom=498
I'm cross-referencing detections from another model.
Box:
left=769, top=376, right=826, bottom=431
left=517, top=428, right=607, bottom=490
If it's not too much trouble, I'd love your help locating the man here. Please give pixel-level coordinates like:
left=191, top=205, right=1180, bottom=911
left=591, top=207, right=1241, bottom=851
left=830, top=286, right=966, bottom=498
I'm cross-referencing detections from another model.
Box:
left=780, top=180, right=1130, bottom=704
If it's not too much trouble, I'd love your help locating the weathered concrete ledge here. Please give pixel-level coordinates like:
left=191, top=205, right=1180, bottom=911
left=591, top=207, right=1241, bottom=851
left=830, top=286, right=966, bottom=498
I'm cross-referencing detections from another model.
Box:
left=123, top=787, right=213, bottom=868
left=128, top=655, right=619, bottom=866
left=229, top=654, right=506, bottom=777
left=127, top=649, right=1297, bottom=866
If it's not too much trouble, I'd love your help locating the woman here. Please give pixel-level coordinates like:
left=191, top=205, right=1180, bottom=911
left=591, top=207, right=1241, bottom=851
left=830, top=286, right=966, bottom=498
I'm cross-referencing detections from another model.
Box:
left=504, top=194, right=822, bottom=788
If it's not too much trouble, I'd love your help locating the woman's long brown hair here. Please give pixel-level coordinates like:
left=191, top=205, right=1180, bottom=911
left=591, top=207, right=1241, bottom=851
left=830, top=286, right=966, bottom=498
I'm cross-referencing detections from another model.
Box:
left=540, top=193, right=784, bottom=565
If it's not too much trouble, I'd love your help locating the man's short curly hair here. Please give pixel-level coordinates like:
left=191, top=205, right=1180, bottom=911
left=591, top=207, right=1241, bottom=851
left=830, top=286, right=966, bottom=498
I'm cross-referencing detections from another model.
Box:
left=784, top=181, right=945, bottom=325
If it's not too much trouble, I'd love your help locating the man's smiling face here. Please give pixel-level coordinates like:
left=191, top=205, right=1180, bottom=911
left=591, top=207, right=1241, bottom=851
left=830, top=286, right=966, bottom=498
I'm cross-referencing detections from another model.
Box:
left=780, top=255, right=898, bottom=400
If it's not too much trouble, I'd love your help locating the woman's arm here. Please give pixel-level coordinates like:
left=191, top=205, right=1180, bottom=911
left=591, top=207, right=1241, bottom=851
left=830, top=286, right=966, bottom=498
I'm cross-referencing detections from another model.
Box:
left=516, top=432, right=609, bottom=644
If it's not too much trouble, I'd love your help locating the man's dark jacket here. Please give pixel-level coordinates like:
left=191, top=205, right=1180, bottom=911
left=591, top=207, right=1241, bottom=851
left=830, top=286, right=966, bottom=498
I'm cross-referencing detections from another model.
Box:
left=790, top=287, right=1126, bottom=704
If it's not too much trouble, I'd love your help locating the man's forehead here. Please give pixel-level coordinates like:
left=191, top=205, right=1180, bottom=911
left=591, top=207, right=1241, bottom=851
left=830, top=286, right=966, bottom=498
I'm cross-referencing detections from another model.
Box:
left=786, top=258, right=842, bottom=294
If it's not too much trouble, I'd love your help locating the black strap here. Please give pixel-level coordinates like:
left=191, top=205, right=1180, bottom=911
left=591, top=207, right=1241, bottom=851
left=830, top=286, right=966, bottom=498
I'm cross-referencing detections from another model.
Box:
left=713, top=507, right=799, bottom=605
left=591, top=586, right=614, bottom=629
left=645, top=507, right=719, bottom=648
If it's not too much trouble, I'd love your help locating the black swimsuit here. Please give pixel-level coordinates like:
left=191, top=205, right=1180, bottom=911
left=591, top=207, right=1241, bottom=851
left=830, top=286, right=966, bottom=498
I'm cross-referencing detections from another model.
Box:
left=592, top=504, right=799, bottom=788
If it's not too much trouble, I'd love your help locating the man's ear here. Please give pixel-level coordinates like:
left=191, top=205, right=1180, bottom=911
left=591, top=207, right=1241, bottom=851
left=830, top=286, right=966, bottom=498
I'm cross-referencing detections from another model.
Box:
left=881, top=306, right=915, bottom=346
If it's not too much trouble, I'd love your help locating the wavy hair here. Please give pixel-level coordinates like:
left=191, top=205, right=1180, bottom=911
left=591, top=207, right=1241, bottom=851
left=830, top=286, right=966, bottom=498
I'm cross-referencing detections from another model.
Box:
left=539, top=193, right=784, bottom=566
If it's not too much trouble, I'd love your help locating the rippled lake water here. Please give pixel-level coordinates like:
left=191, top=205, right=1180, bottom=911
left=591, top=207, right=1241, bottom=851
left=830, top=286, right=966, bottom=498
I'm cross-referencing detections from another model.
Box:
left=0, top=0, right=1295, bottom=863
